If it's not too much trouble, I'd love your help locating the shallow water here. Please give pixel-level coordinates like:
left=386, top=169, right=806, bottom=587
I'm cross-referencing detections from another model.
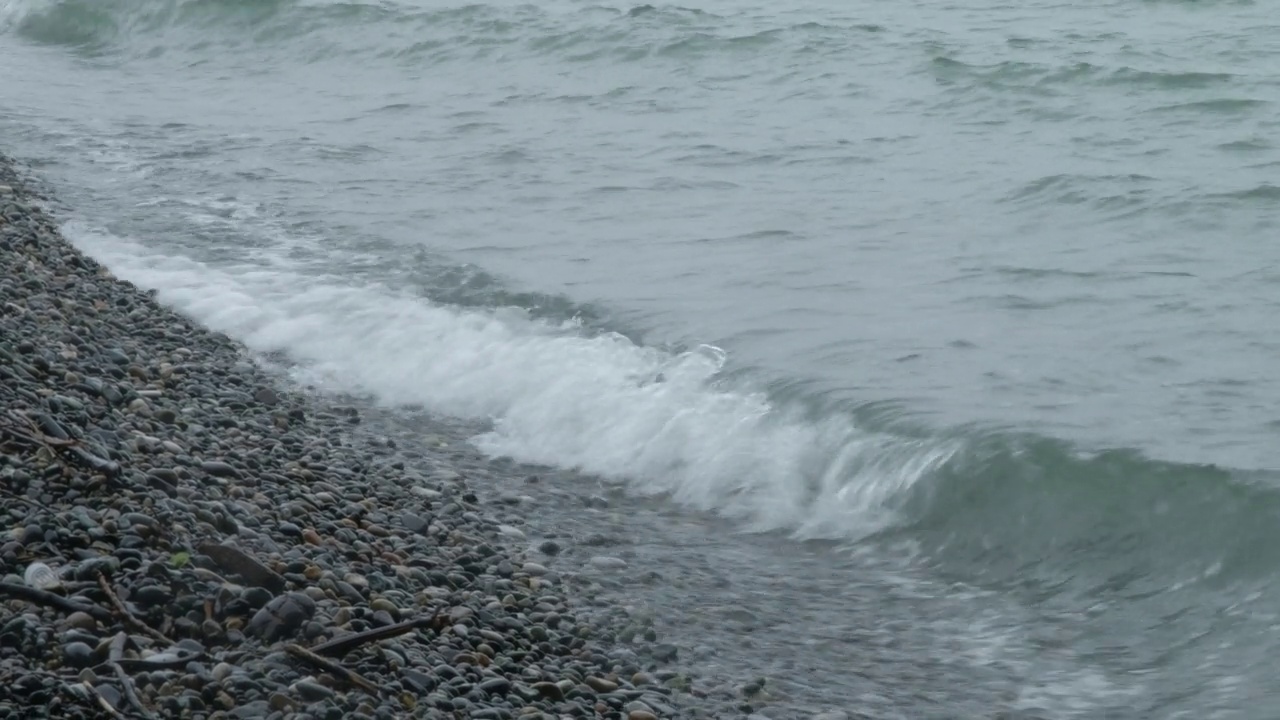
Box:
left=4, top=0, right=1280, bottom=716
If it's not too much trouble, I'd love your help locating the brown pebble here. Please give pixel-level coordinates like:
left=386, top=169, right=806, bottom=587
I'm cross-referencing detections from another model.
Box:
left=628, top=712, right=659, bottom=720
left=585, top=677, right=618, bottom=693
left=364, top=524, right=390, bottom=538
left=303, top=564, right=322, bottom=581
left=201, top=619, right=223, bottom=639
left=268, top=692, right=293, bottom=711
left=302, top=528, right=322, bottom=546
left=63, top=612, right=97, bottom=632
left=532, top=682, right=564, bottom=701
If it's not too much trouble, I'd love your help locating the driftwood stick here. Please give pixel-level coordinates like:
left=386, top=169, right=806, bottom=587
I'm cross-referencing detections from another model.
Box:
left=109, top=631, right=128, bottom=662
left=285, top=643, right=379, bottom=694
left=1, top=411, right=119, bottom=477
left=0, top=581, right=114, bottom=623
left=3, top=409, right=78, bottom=447
left=308, top=614, right=439, bottom=658
left=96, top=573, right=171, bottom=645
left=78, top=681, right=123, bottom=718
left=0, top=485, right=58, bottom=515
left=106, top=632, right=157, bottom=720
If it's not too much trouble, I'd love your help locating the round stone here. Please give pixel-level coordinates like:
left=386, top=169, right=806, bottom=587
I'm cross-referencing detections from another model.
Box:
left=63, top=642, right=95, bottom=668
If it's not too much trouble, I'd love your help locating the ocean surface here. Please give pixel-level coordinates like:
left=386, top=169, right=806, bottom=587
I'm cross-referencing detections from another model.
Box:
left=3, top=0, right=1280, bottom=716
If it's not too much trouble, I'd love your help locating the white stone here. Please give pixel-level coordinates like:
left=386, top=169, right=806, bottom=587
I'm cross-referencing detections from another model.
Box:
left=589, top=556, right=628, bottom=570
left=497, top=524, right=525, bottom=539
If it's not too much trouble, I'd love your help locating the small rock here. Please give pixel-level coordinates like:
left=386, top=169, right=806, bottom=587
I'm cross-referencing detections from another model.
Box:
left=230, top=700, right=270, bottom=719
left=370, top=597, right=399, bottom=617
left=652, top=644, right=678, bottom=662
left=401, top=512, right=430, bottom=534
left=63, top=612, right=97, bottom=632
left=133, top=585, right=171, bottom=607
left=63, top=642, right=95, bottom=668
left=247, top=592, right=316, bottom=641
left=269, top=692, right=293, bottom=711
left=585, top=677, right=618, bottom=693
left=294, top=680, right=334, bottom=702
left=200, top=461, right=241, bottom=479
left=95, top=683, right=121, bottom=709
left=532, top=682, right=564, bottom=701
left=590, top=556, right=628, bottom=570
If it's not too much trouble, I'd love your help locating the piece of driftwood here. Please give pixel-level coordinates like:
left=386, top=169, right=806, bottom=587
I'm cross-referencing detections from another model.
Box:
left=0, top=581, right=114, bottom=622
left=97, top=573, right=171, bottom=645
left=76, top=681, right=123, bottom=718
left=68, top=446, right=121, bottom=478
left=197, top=543, right=286, bottom=594
left=114, top=648, right=205, bottom=672
left=284, top=643, right=378, bottom=694
left=1, top=410, right=120, bottom=478
left=106, top=632, right=157, bottom=720
left=308, top=614, right=440, bottom=658
left=0, top=485, right=58, bottom=514
left=108, top=631, right=127, bottom=662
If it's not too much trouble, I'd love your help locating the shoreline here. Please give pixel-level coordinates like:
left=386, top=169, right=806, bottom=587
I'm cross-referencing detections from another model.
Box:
left=0, top=155, right=737, bottom=720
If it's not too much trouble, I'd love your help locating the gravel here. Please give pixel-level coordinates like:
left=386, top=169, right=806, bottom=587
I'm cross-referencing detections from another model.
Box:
left=0, top=155, right=746, bottom=720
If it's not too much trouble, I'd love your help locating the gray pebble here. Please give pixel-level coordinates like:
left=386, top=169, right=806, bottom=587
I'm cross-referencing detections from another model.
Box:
left=62, top=641, right=95, bottom=668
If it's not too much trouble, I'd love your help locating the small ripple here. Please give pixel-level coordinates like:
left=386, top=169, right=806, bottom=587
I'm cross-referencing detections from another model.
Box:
left=1147, top=98, right=1268, bottom=115
left=1104, top=68, right=1235, bottom=90
left=1218, top=138, right=1271, bottom=152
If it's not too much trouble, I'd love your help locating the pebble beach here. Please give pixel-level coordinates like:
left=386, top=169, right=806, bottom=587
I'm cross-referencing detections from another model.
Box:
left=0, top=155, right=763, bottom=720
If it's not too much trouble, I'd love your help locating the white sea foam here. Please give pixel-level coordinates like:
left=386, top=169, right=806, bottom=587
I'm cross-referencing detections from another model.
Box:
left=67, top=222, right=959, bottom=541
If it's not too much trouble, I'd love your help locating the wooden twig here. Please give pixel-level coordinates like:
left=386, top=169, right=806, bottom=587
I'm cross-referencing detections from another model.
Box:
left=1, top=410, right=119, bottom=477
left=196, top=543, right=286, bottom=594
left=284, top=643, right=379, bottom=694
left=109, top=631, right=127, bottom=663
left=106, top=633, right=157, bottom=720
left=96, top=573, right=171, bottom=645
left=0, top=484, right=58, bottom=515
left=0, top=581, right=114, bottom=623
left=308, top=613, right=440, bottom=658
left=73, top=681, right=122, bottom=719
left=3, top=410, right=76, bottom=446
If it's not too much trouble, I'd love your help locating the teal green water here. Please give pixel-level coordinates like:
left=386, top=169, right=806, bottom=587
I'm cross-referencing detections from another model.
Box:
left=4, top=0, right=1280, bottom=715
